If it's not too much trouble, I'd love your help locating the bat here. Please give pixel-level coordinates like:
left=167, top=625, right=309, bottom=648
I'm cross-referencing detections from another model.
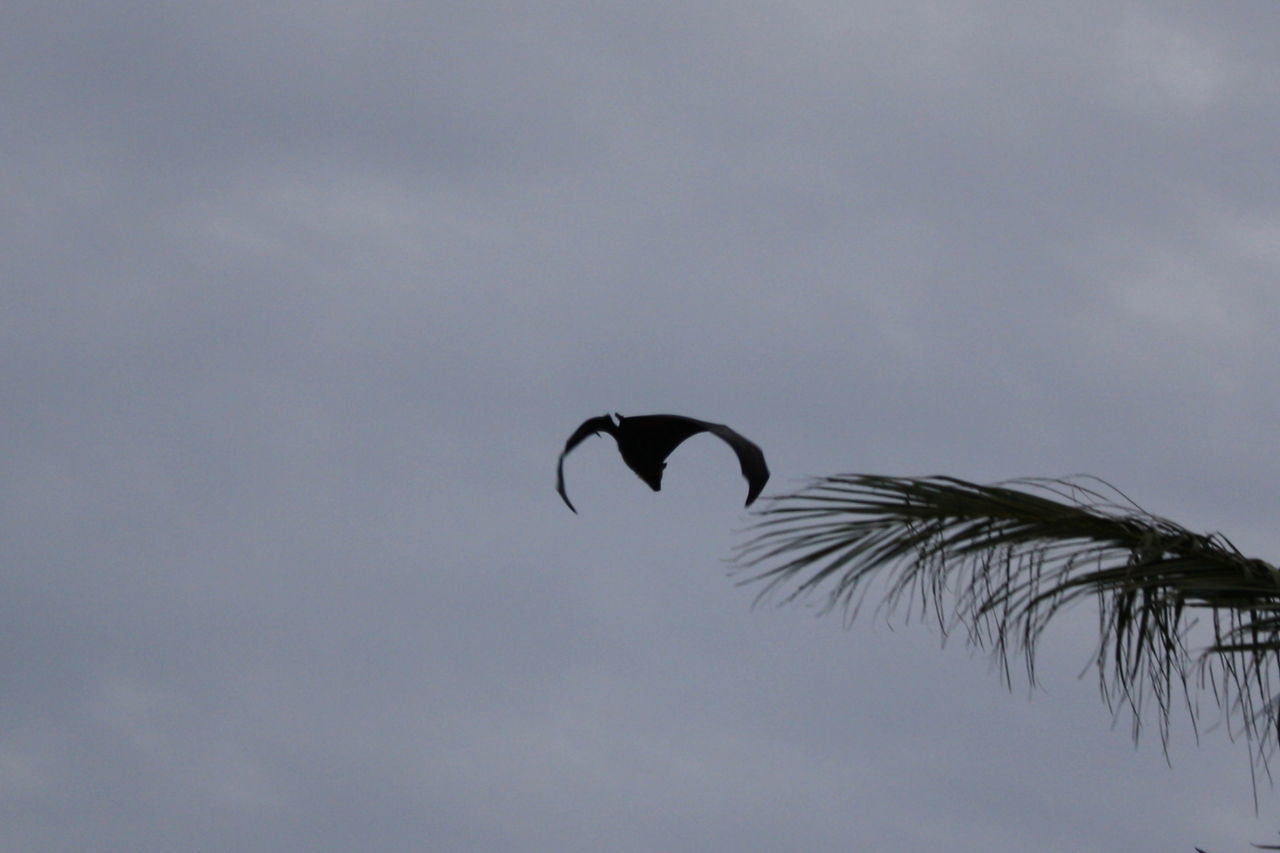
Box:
left=556, top=413, right=769, bottom=513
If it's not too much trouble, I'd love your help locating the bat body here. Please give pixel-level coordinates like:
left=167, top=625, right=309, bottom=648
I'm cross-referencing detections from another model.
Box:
left=556, top=413, right=769, bottom=513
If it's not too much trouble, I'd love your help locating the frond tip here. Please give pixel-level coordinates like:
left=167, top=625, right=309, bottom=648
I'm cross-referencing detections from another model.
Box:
left=732, top=474, right=1280, bottom=762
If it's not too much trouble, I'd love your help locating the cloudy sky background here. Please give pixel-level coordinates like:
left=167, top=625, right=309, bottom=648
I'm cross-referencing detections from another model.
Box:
left=5, top=1, right=1280, bottom=850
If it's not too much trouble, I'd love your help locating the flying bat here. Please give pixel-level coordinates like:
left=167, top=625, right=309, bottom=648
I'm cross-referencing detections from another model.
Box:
left=556, top=413, right=769, bottom=513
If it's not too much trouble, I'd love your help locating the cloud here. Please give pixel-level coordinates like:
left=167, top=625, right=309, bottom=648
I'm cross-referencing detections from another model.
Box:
left=3, top=1, right=1278, bottom=850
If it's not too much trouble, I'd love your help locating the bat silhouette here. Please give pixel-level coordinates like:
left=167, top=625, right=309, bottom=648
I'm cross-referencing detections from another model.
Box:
left=556, top=413, right=769, bottom=513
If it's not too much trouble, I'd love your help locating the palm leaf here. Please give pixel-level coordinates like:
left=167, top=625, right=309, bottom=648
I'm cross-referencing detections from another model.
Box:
left=733, top=474, right=1280, bottom=764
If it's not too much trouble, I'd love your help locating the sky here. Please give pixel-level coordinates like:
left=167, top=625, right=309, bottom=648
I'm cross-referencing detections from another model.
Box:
left=4, top=1, right=1280, bottom=850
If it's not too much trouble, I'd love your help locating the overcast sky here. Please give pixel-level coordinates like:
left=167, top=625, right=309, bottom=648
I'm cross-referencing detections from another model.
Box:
left=5, top=1, right=1280, bottom=850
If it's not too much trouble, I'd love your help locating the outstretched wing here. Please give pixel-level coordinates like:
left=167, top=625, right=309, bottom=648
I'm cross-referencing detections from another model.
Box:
left=621, top=415, right=769, bottom=507
left=697, top=420, right=770, bottom=506
left=556, top=414, right=616, bottom=513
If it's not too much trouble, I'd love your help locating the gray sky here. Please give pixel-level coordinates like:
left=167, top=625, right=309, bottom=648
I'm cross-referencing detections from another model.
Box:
left=4, top=1, right=1280, bottom=850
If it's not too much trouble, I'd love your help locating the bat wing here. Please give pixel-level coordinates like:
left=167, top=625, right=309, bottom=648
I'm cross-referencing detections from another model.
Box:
left=621, top=415, right=770, bottom=506
left=696, top=420, right=770, bottom=506
left=556, top=414, right=617, bottom=513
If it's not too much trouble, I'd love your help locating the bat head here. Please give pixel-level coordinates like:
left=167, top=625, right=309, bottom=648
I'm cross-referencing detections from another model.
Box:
left=633, top=461, right=665, bottom=492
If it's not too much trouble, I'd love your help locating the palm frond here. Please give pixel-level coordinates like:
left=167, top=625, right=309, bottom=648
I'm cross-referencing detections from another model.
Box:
left=733, top=474, right=1280, bottom=762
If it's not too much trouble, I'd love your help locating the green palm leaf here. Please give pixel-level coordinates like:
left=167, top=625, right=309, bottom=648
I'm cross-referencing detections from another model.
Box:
left=734, top=474, right=1280, bottom=763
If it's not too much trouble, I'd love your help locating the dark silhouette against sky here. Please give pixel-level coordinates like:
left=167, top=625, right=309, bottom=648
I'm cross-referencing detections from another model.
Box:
left=557, top=413, right=770, bottom=513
